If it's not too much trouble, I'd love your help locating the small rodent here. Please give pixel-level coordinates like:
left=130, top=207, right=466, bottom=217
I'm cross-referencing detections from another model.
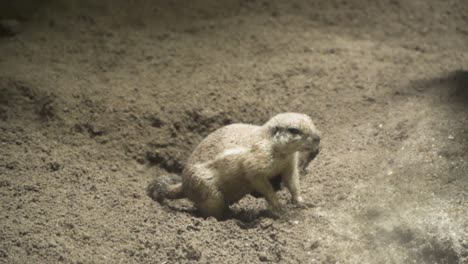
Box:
left=148, top=112, right=321, bottom=219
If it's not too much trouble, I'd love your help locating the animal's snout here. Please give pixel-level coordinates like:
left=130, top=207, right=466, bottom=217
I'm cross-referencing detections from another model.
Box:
left=311, top=133, right=321, bottom=144
left=313, top=136, right=320, bottom=144
left=302, top=134, right=321, bottom=151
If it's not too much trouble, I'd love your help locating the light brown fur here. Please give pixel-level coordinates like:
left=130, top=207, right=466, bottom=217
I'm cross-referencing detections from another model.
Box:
left=148, top=113, right=321, bottom=219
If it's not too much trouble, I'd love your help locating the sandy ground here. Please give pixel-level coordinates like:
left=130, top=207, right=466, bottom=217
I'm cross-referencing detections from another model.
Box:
left=1, top=0, right=467, bottom=263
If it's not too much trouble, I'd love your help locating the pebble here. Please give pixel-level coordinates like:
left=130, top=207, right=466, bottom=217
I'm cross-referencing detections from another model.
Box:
left=258, top=252, right=269, bottom=262
left=48, top=239, right=58, bottom=248
left=309, top=239, right=320, bottom=250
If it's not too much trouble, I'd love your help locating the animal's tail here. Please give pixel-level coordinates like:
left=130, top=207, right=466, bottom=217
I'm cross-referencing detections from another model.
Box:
left=147, top=176, right=185, bottom=203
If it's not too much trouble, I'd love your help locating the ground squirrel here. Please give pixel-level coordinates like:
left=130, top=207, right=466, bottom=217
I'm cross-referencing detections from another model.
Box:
left=148, top=112, right=321, bottom=219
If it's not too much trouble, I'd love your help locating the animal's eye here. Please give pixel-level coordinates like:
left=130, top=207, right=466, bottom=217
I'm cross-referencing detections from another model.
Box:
left=287, top=128, right=302, bottom=135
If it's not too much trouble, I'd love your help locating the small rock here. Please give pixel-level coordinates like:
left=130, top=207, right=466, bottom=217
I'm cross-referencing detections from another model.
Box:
left=49, top=162, right=61, bottom=171
left=259, top=219, right=274, bottom=229
left=5, top=162, right=17, bottom=170
left=184, top=245, right=201, bottom=261
left=186, top=225, right=200, bottom=232
left=39, top=144, right=51, bottom=154
left=82, top=233, right=91, bottom=240
left=149, top=116, right=164, bottom=128
left=269, top=233, right=278, bottom=241
left=23, top=185, right=39, bottom=192
left=33, top=240, right=48, bottom=249
left=309, top=240, right=320, bottom=250
left=0, top=180, right=11, bottom=187
left=75, top=123, right=106, bottom=137
left=64, top=222, right=74, bottom=229
left=448, top=135, right=454, bottom=140
left=326, top=48, right=337, bottom=54
left=259, top=252, right=269, bottom=262
left=48, top=239, right=58, bottom=248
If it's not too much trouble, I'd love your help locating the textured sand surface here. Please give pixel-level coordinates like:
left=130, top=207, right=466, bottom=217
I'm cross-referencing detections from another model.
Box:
left=1, top=1, right=467, bottom=263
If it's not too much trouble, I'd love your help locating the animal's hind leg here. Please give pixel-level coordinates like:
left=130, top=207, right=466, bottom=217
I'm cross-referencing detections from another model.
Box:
left=185, top=165, right=226, bottom=219
left=198, top=190, right=226, bottom=219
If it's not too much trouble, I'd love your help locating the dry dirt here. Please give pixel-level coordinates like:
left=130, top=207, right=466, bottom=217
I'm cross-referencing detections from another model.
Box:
left=1, top=0, right=467, bottom=263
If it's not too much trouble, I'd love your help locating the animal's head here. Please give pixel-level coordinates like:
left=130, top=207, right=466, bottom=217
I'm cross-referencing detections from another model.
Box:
left=264, top=113, right=321, bottom=155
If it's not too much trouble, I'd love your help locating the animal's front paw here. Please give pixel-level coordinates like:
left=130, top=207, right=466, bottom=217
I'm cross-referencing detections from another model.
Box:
left=292, top=196, right=314, bottom=209
left=292, top=195, right=304, bottom=204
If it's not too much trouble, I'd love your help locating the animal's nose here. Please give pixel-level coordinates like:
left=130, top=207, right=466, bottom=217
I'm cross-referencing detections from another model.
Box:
left=312, top=134, right=321, bottom=144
